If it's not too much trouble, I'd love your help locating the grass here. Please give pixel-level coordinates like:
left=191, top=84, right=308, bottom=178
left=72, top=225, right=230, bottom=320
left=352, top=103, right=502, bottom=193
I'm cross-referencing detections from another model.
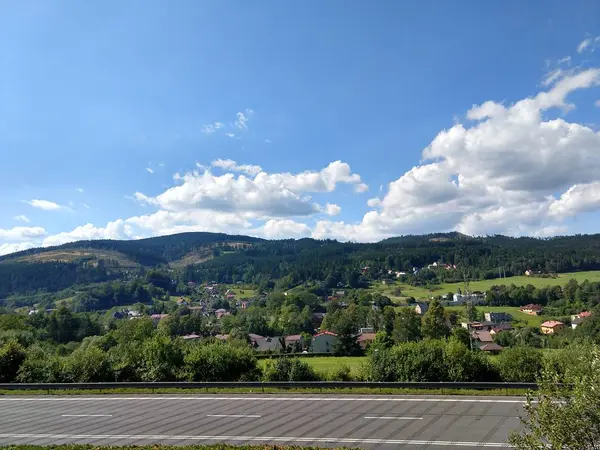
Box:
left=0, top=387, right=529, bottom=397
left=370, top=270, right=600, bottom=301
left=444, top=305, right=548, bottom=327
left=258, top=356, right=367, bottom=377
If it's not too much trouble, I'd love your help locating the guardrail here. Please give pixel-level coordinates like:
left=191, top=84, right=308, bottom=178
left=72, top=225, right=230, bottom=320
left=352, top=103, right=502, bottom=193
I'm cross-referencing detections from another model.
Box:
left=0, top=381, right=538, bottom=391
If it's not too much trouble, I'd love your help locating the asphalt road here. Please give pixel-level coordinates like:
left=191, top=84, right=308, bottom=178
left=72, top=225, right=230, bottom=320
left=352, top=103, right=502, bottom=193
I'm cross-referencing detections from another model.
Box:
left=0, top=394, right=524, bottom=449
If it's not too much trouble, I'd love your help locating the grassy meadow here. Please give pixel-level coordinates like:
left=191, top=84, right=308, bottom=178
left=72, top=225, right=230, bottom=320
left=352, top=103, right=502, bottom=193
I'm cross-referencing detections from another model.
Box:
left=259, top=356, right=367, bottom=378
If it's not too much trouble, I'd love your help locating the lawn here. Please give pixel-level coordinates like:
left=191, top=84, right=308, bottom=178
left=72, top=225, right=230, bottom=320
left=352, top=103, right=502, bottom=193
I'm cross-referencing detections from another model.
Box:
left=371, top=270, right=600, bottom=302
left=444, top=305, right=548, bottom=327
left=259, top=356, right=367, bottom=377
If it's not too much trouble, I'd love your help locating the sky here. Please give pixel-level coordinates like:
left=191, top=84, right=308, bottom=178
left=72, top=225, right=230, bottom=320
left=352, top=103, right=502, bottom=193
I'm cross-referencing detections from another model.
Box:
left=1, top=0, right=600, bottom=255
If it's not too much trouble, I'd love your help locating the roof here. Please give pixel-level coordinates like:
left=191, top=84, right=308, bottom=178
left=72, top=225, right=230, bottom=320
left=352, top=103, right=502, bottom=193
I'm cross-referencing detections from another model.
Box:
left=248, top=333, right=264, bottom=342
left=480, top=343, right=503, bottom=351
left=314, top=330, right=337, bottom=337
left=520, top=304, right=543, bottom=311
left=285, top=334, right=303, bottom=342
left=541, top=320, right=564, bottom=328
left=150, top=314, right=168, bottom=319
left=473, top=331, right=493, bottom=342
left=214, top=334, right=229, bottom=340
left=572, top=317, right=585, bottom=325
left=356, top=333, right=377, bottom=342
left=182, top=334, right=201, bottom=340
left=579, top=311, right=592, bottom=318
left=254, top=336, right=283, bottom=351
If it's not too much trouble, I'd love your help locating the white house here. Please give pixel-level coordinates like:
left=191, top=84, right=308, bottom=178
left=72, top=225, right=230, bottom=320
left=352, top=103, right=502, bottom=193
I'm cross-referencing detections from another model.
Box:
left=311, top=331, right=338, bottom=353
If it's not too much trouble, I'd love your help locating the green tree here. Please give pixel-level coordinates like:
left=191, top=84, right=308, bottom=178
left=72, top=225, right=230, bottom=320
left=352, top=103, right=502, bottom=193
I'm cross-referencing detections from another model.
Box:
left=495, top=346, right=542, bottom=382
left=510, top=344, right=600, bottom=449
left=421, top=299, right=450, bottom=340
left=393, top=308, right=422, bottom=342
left=138, top=335, right=184, bottom=381
left=263, top=357, right=320, bottom=381
left=0, top=340, right=26, bottom=382
left=333, top=314, right=361, bottom=356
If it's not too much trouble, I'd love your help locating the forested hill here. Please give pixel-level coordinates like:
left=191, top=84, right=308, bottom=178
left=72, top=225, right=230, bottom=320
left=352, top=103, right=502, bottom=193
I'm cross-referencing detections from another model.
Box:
left=3, top=231, right=600, bottom=298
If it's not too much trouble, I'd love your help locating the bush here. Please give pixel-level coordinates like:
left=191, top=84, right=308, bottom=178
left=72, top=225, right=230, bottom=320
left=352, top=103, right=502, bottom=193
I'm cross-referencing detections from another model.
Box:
left=263, top=357, right=321, bottom=381
left=326, top=364, right=352, bottom=381
left=0, top=340, right=26, bottom=382
left=183, top=342, right=260, bottom=381
left=495, top=346, right=542, bottom=382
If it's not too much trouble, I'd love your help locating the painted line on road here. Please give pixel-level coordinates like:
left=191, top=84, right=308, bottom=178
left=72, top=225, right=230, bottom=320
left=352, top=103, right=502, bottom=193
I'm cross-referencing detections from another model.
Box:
left=0, top=433, right=512, bottom=448
left=365, top=416, right=423, bottom=420
left=61, top=415, right=112, bottom=417
left=0, top=396, right=526, bottom=403
left=206, top=414, right=261, bottom=418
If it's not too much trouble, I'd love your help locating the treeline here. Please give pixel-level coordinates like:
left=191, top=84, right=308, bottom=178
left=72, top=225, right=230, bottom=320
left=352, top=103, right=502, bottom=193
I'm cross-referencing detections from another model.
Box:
left=6, top=232, right=600, bottom=296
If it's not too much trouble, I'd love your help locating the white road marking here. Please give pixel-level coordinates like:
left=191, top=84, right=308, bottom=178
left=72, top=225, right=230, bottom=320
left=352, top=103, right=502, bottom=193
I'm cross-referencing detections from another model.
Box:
left=0, top=433, right=512, bottom=447
left=206, top=414, right=261, bottom=418
left=0, top=396, right=526, bottom=403
left=61, top=414, right=112, bottom=417
left=365, top=416, right=423, bottom=420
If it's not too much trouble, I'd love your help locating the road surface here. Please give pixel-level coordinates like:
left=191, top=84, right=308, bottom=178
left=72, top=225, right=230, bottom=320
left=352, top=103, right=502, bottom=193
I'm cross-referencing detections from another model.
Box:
left=0, top=394, right=524, bottom=449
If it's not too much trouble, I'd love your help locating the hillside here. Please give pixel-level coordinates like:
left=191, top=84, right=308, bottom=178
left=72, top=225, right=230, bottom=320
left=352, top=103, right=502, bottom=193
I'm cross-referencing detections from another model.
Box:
left=4, top=232, right=600, bottom=298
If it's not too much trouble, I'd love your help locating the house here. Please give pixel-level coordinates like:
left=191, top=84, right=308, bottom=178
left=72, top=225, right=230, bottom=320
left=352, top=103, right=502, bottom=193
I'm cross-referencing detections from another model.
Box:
left=572, top=317, right=585, bottom=329
left=490, top=323, right=513, bottom=335
left=356, top=332, right=376, bottom=350
left=520, top=304, right=544, bottom=315
left=415, top=302, right=429, bottom=315
left=335, top=290, right=346, bottom=297
left=472, top=330, right=494, bottom=343
left=214, top=334, right=229, bottom=340
left=359, top=327, right=375, bottom=334
left=150, top=314, right=169, bottom=325
left=112, top=311, right=126, bottom=319
left=27, top=309, right=39, bottom=315
left=453, top=293, right=485, bottom=304
left=312, top=312, right=326, bottom=328
left=311, top=331, right=338, bottom=353
left=254, top=336, right=284, bottom=352
left=215, top=308, right=229, bottom=319
left=284, top=334, right=305, bottom=351
left=525, top=270, right=533, bottom=276
left=464, top=321, right=496, bottom=331
left=248, top=333, right=264, bottom=345
left=480, top=343, right=503, bottom=353
left=127, top=310, right=142, bottom=318
left=571, top=311, right=592, bottom=321
left=541, top=320, right=564, bottom=334
left=182, top=333, right=202, bottom=340
left=484, top=312, right=512, bottom=323
left=177, top=298, right=189, bottom=306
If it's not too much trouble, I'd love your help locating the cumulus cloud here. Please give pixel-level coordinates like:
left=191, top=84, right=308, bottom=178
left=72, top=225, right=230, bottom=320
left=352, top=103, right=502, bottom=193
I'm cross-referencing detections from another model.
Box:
left=0, top=242, right=37, bottom=256
left=325, top=203, right=341, bottom=216
left=211, top=159, right=263, bottom=176
left=312, top=67, right=600, bottom=241
left=259, top=219, right=311, bottom=239
left=26, top=199, right=63, bottom=211
left=13, top=215, right=30, bottom=223
left=0, top=226, right=46, bottom=241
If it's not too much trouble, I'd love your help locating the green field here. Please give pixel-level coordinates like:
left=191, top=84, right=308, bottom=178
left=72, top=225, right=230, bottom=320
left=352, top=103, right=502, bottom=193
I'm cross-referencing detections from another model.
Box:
left=444, top=305, right=548, bottom=327
left=370, top=270, right=600, bottom=302
left=259, top=356, right=367, bottom=377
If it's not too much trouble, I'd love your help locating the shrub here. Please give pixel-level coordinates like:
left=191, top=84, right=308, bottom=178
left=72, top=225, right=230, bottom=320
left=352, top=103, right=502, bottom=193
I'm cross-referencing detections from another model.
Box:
left=183, top=342, right=259, bottom=381
left=263, top=357, right=321, bottom=381
left=0, top=340, right=26, bottom=382
left=495, top=346, right=542, bottom=382
left=326, top=364, right=352, bottom=381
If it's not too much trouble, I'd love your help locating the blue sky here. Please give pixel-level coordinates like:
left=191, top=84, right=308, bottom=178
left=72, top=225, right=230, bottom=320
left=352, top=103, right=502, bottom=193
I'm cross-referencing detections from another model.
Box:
left=1, top=0, right=600, bottom=254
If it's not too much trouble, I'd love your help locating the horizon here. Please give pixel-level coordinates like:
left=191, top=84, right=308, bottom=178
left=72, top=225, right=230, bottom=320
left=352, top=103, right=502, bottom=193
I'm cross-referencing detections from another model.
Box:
left=2, top=1, right=600, bottom=256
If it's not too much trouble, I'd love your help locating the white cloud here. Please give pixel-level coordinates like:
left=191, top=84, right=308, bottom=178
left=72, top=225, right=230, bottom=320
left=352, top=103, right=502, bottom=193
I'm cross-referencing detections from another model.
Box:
left=225, top=133, right=235, bottom=138
left=596, top=100, right=600, bottom=107
left=235, top=109, right=253, bottom=130
left=577, top=36, right=600, bottom=53
left=259, top=219, right=311, bottom=239
left=312, top=67, right=600, bottom=241
left=0, top=242, right=37, bottom=256
left=202, top=122, right=224, bottom=134
left=325, top=203, right=341, bottom=216
left=265, top=139, right=272, bottom=144
left=76, top=188, right=84, bottom=193
left=211, top=159, right=263, bottom=176
left=27, top=199, right=63, bottom=211
left=558, top=56, right=571, bottom=65
left=146, top=168, right=154, bottom=174
left=13, top=215, right=30, bottom=223
left=354, top=183, right=369, bottom=193
left=0, top=226, right=46, bottom=241
left=82, top=203, right=90, bottom=209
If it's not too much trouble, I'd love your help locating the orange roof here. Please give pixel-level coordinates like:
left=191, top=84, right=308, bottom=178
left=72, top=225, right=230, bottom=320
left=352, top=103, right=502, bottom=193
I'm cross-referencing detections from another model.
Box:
left=314, top=330, right=337, bottom=337
left=520, top=304, right=543, bottom=311
left=541, top=320, right=563, bottom=328
left=356, top=333, right=377, bottom=342
left=579, top=311, right=592, bottom=318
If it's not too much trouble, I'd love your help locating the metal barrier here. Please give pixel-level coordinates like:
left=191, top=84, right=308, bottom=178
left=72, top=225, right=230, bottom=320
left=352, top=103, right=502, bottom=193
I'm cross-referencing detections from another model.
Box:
left=0, top=381, right=538, bottom=391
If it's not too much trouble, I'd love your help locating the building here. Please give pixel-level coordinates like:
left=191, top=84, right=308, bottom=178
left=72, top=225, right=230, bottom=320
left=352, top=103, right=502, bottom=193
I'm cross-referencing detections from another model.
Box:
left=472, top=330, right=494, bottom=344
left=311, top=331, right=338, bottom=353
left=284, top=334, right=305, bottom=351
left=359, top=327, right=375, bottom=334
left=181, top=333, right=202, bottom=341
left=356, top=332, right=376, bottom=350
left=415, top=302, right=429, bottom=315
left=520, top=304, right=544, bottom=315
left=177, top=298, right=189, bottom=306
left=150, top=314, right=169, bottom=325
left=490, top=323, right=513, bottom=335
left=480, top=343, right=503, bottom=353
left=484, top=312, right=512, bottom=323
left=541, top=320, right=564, bottom=334
left=571, top=311, right=592, bottom=321
left=453, top=293, right=485, bottom=304
left=312, top=312, right=326, bottom=329
left=571, top=317, right=585, bottom=329
left=254, top=336, right=284, bottom=352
